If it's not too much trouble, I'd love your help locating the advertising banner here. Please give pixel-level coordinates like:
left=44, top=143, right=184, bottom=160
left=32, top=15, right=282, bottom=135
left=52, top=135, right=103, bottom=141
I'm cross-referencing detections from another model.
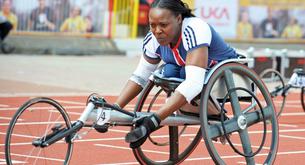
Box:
left=240, top=0, right=305, bottom=9
left=194, top=0, right=239, bottom=38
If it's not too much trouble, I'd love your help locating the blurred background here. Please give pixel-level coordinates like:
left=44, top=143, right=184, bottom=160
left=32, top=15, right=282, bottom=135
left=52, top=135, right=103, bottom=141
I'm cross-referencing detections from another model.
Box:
left=0, top=0, right=304, bottom=80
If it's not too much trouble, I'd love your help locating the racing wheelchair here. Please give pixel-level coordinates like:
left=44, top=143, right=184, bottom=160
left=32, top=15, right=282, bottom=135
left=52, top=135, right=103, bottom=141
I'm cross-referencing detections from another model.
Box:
left=5, top=56, right=279, bottom=165
left=260, top=67, right=305, bottom=117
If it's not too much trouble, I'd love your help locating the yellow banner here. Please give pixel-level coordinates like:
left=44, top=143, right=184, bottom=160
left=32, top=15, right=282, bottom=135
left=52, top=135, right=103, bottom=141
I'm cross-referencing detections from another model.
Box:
left=240, top=0, right=305, bottom=9
left=183, top=0, right=194, bottom=8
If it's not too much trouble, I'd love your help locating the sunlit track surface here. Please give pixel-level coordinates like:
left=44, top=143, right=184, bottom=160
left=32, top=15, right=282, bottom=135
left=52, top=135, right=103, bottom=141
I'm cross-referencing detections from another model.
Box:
left=1, top=93, right=305, bottom=165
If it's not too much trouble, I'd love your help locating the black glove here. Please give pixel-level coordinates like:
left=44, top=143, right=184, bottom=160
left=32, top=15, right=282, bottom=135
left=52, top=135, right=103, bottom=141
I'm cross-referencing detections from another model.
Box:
left=125, top=113, right=161, bottom=149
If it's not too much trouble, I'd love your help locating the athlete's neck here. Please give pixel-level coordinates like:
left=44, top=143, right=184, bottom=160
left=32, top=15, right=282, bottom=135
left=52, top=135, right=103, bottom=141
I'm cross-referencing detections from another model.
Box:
left=170, top=30, right=182, bottom=49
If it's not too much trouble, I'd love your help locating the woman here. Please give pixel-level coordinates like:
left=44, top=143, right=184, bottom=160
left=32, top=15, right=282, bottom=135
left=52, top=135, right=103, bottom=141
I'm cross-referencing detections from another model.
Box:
left=236, top=10, right=253, bottom=39
left=0, top=15, right=12, bottom=42
left=108, top=0, right=238, bottom=148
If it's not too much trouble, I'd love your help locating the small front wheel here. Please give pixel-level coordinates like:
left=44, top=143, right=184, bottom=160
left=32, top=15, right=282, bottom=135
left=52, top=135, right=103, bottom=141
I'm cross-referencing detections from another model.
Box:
left=5, top=97, right=73, bottom=165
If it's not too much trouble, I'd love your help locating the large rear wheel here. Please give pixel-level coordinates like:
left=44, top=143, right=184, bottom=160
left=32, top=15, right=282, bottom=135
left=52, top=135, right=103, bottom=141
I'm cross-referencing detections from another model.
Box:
left=200, top=63, right=279, bottom=165
left=132, top=80, right=202, bottom=165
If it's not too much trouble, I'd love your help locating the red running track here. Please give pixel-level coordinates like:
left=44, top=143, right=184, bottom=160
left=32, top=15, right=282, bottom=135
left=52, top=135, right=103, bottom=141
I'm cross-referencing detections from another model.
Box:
left=0, top=93, right=305, bottom=165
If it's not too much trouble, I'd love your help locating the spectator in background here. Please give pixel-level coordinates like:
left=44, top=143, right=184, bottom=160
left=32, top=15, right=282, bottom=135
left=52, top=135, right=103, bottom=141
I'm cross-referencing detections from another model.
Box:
left=236, top=10, right=253, bottom=39
left=11, top=0, right=37, bottom=30
left=60, top=7, right=86, bottom=33
left=29, top=0, right=55, bottom=31
left=70, top=0, right=106, bottom=33
left=0, top=0, right=17, bottom=30
left=0, top=14, right=12, bottom=43
left=281, top=17, right=303, bottom=39
left=260, top=8, right=279, bottom=38
left=85, top=16, right=94, bottom=32
left=49, top=0, right=71, bottom=31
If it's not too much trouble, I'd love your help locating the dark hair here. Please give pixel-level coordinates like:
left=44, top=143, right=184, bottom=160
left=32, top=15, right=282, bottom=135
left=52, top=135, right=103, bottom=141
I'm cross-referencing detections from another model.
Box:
left=151, top=0, right=195, bottom=19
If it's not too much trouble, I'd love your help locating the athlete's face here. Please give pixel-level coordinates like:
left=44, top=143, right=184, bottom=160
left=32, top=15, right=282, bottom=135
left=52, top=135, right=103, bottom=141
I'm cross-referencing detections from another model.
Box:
left=149, top=8, right=182, bottom=46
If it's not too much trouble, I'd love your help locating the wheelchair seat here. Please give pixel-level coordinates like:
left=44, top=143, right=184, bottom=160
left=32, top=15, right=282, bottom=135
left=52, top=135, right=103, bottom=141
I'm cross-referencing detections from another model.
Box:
left=152, top=70, right=184, bottom=93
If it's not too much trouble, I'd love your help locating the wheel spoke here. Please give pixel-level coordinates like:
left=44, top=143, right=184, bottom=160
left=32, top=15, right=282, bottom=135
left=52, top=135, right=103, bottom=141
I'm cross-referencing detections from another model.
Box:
left=238, top=129, right=255, bottom=164
left=223, top=70, right=242, bottom=116
left=43, top=110, right=54, bottom=141
left=169, top=126, right=179, bottom=162
left=33, top=148, right=42, bottom=165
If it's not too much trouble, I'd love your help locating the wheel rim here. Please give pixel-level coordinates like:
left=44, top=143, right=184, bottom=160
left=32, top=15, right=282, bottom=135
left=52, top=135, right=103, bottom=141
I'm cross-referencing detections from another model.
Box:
left=301, top=87, right=305, bottom=112
left=5, top=97, right=73, bottom=165
left=260, top=69, right=286, bottom=117
left=132, top=81, right=202, bottom=165
left=200, top=63, right=279, bottom=165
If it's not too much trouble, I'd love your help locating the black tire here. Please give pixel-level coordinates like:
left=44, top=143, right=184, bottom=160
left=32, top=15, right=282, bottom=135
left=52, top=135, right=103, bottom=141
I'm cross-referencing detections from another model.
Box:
left=301, top=87, right=305, bottom=112
left=5, top=97, right=73, bottom=165
left=260, top=68, right=286, bottom=117
left=132, top=80, right=202, bottom=165
left=1, top=42, right=15, bottom=54
left=200, top=63, right=279, bottom=165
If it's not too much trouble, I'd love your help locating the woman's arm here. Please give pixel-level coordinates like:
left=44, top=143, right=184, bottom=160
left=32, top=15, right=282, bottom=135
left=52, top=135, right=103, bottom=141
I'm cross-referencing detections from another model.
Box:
left=156, top=46, right=208, bottom=120
left=115, top=55, right=160, bottom=108
left=115, top=80, right=143, bottom=109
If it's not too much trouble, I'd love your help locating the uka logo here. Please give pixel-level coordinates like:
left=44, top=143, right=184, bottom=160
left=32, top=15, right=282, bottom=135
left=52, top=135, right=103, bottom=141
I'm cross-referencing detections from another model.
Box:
left=200, top=7, right=230, bottom=20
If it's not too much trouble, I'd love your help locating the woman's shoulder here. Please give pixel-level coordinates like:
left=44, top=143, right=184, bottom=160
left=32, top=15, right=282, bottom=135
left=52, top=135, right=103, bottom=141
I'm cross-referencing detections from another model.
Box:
left=183, top=17, right=208, bottom=26
left=182, top=17, right=210, bottom=32
left=143, top=32, right=160, bottom=50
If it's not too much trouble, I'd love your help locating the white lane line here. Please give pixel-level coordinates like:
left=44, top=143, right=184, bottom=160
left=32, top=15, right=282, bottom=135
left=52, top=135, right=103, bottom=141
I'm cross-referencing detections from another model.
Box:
left=0, top=132, right=39, bottom=139
left=279, top=129, right=305, bottom=133
left=55, top=99, right=85, bottom=105
left=198, top=140, right=270, bottom=150
left=94, top=144, right=169, bottom=155
left=280, top=134, right=305, bottom=140
left=0, top=152, right=64, bottom=162
left=0, top=137, right=126, bottom=147
left=108, top=128, right=129, bottom=133
left=0, top=104, right=9, bottom=107
left=0, top=106, right=84, bottom=111
left=96, top=150, right=305, bottom=164
left=96, top=161, right=139, bottom=165
left=285, top=100, right=305, bottom=104
left=184, top=150, right=305, bottom=161
left=0, top=158, right=26, bottom=164
left=0, top=92, right=91, bottom=97
left=280, top=112, right=305, bottom=116
left=0, top=121, right=66, bottom=126
left=283, top=104, right=304, bottom=108
left=278, top=123, right=298, bottom=128
left=0, top=117, right=24, bottom=121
